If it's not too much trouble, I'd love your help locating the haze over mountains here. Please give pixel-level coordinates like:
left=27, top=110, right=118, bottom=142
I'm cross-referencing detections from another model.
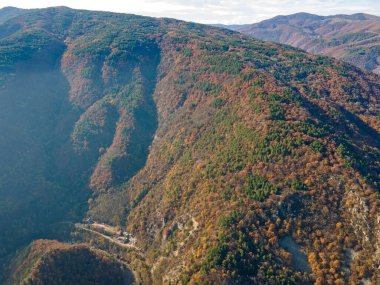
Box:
left=0, top=6, right=379, bottom=285
left=223, top=12, right=380, bottom=75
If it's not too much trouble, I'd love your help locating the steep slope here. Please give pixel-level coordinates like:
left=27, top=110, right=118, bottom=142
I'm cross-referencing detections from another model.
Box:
left=0, top=7, right=379, bottom=285
left=230, top=13, right=380, bottom=74
left=0, top=7, right=160, bottom=279
left=88, top=15, right=380, bottom=285
left=94, top=43, right=380, bottom=283
left=4, top=240, right=131, bottom=285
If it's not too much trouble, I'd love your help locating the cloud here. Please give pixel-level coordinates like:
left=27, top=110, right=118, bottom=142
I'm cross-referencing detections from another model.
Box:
left=136, top=0, right=380, bottom=23
left=1, top=0, right=379, bottom=24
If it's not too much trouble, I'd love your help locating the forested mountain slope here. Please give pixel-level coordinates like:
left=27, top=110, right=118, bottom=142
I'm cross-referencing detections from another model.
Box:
left=0, top=7, right=26, bottom=24
left=4, top=240, right=131, bottom=285
left=0, top=7, right=379, bottom=284
left=229, top=13, right=380, bottom=74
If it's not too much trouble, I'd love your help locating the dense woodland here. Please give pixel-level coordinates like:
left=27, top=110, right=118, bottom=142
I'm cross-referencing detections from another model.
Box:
left=4, top=240, right=130, bottom=285
left=0, top=6, right=378, bottom=285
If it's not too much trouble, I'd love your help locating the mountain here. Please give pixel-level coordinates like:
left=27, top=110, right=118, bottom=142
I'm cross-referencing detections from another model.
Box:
left=229, top=12, right=380, bottom=74
left=0, top=7, right=26, bottom=24
left=0, top=7, right=379, bottom=284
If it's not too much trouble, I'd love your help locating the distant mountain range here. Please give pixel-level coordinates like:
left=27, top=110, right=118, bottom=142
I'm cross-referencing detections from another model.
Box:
left=221, top=12, right=380, bottom=74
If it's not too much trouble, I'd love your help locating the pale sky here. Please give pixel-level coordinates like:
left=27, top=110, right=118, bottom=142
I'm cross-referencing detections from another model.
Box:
left=0, top=0, right=379, bottom=24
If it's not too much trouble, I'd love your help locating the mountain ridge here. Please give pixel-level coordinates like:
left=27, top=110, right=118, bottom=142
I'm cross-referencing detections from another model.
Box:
left=223, top=12, right=380, bottom=75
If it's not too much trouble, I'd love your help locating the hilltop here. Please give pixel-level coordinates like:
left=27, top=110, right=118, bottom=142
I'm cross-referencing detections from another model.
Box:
left=0, top=7, right=26, bottom=24
left=4, top=240, right=131, bottom=285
